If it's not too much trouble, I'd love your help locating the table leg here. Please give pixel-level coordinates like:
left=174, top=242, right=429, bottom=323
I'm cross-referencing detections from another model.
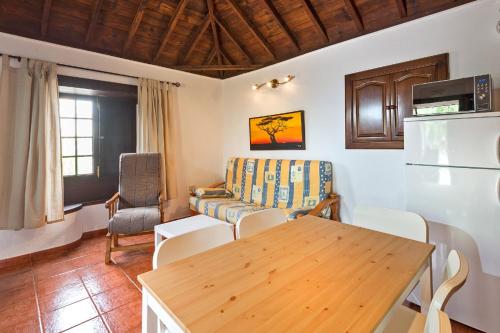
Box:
left=419, top=258, right=433, bottom=314
left=155, top=231, right=163, bottom=248
left=142, top=287, right=158, bottom=333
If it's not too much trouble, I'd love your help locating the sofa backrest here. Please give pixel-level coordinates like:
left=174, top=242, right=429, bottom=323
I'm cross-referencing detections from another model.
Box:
left=225, top=157, right=333, bottom=210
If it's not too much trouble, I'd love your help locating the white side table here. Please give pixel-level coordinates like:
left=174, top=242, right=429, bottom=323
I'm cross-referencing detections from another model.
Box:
left=154, top=214, right=234, bottom=247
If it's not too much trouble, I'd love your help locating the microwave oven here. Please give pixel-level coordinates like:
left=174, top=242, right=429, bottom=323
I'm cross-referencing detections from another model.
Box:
left=412, top=74, right=493, bottom=116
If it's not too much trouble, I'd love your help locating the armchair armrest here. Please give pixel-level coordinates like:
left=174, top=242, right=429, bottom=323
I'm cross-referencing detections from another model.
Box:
left=106, top=192, right=120, bottom=219
left=159, top=193, right=165, bottom=223
left=308, top=193, right=341, bottom=221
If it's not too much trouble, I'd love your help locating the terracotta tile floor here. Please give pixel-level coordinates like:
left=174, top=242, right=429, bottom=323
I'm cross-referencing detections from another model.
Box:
left=0, top=234, right=152, bottom=333
left=0, top=233, right=483, bottom=333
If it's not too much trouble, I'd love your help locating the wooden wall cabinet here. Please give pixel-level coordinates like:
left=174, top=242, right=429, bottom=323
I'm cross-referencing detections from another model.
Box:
left=345, top=54, right=449, bottom=149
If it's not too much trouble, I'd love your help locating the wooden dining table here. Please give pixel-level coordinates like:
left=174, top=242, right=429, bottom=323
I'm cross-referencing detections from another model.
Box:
left=138, top=215, right=434, bottom=333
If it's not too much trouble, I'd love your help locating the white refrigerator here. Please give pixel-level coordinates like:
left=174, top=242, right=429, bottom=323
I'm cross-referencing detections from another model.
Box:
left=404, top=111, right=500, bottom=333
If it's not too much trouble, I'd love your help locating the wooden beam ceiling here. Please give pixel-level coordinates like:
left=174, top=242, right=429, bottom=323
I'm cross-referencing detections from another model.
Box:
left=224, top=0, right=276, bottom=59
left=122, top=0, right=147, bottom=55
left=0, top=0, right=474, bottom=79
left=343, top=0, right=364, bottom=32
left=261, top=0, right=300, bottom=51
left=215, top=16, right=253, bottom=64
left=394, top=0, right=408, bottom=18
left=179, top=15, right=210, bottom=64
left=41, top=0, right=52, bottom=38
left=171, top=64, right=262, bottom=71
left=153, top=0, right=190, bottom=64
left=298, top=0, right=329, bottom=43
left=85, top=0, right=104, bottom=45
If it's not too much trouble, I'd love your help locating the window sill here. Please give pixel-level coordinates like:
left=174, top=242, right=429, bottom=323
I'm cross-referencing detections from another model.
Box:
left=64, top=204, right=83, bottom=215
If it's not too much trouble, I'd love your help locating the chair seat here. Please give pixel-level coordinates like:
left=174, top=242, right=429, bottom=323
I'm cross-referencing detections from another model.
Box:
left=384, top=305, right=426, bottom=333
left=109, top=206, right=161, bottom=234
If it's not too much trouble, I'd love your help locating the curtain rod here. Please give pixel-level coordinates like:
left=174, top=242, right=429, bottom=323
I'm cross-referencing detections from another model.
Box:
left=1, top=54, right=182, bottom=87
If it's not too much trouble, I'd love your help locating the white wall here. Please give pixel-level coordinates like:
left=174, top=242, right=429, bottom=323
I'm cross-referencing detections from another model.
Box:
left=220, top=0, right=500, bottom=222
left=0, top=33, right=224, bottom=259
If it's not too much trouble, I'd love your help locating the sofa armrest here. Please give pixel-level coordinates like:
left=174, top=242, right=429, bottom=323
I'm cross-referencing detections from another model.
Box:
left=308, top=193, right=341, bottom=221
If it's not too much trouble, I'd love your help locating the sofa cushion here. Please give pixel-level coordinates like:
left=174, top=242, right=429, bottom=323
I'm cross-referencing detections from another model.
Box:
left=189, top=196, right=313, bottom=224
left=109, top=207, right=160, bottom=234
left=224, top=158, right=333, bottom=209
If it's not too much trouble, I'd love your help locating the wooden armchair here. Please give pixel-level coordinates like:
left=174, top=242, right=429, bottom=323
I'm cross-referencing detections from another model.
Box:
left=105, top=153, right=164, bottom=264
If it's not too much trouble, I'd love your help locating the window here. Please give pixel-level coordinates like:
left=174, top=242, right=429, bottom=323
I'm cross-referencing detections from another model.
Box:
left=58, top=75, right=137, bottom=205
left=60, top=96, right=95, bottom=176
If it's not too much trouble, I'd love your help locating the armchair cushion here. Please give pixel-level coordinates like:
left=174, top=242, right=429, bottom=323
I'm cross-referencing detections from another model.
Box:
left=118, top=153, right=161, bottom=210
left=109, top=207, right=160, bottom=234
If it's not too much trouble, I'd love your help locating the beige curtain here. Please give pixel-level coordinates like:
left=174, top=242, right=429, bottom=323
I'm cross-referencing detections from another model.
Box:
left=0, top=55, right=63, bottom=230
left=137, top=78, right=178, bottom=201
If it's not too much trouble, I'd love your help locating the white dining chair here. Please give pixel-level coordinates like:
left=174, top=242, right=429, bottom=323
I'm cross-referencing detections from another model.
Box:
left=384, top=250, right=469, bottom=333
left=353, top=206, right=432, bottom=311
left=353, top=206, right=427, bottom=242
left=236, top=208, right=287, bottom=239
left=153, top=224, right=234, bottom=269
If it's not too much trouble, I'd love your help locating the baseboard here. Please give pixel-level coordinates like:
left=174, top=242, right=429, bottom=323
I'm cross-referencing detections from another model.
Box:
left=0, top=227, right=108, bottom=272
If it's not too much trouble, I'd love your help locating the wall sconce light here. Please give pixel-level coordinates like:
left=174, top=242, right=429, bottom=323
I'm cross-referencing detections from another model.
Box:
left=252, top=75, right=295, bottom=90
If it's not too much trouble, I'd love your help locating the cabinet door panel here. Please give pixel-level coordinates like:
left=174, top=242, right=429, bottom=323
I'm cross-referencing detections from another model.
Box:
left=391, top=66, right=435, bottom=141
left=352, top=75, right=391, bottom=142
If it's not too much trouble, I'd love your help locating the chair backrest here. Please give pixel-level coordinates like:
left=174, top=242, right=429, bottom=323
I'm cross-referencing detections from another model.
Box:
left=352, top=206, right=427, bottom=242
left=118, top=153, right=161, bottom=209
left=236, top=208, right=287, bottom=239
left=424, top=308, right=452, bottom=333
left=224, top=157, right=333, bottom=210
left=430, top=250, right=469, bottom=312
left=153, top=224, right=234, bottom=269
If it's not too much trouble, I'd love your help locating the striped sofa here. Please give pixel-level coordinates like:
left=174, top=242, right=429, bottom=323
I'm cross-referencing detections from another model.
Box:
left=189, top=157, right=340, bottom=224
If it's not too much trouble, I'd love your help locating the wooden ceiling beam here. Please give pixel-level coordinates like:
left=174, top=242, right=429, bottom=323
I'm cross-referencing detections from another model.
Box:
left=171, top=64, right=262, bottom=71
left=153, top=0, right=190, bottom=64
left=205, top=47, right=217, bottom=65
left=41, top=0, right=52, bottom=38
left=224, top=0, right=275, bottom=59
left=215, top=16, right=253, bottom=64
left=207, top=0, right=222, bottom=66
left=220, top=48, right=233, bottom=65
left=85, top=0, right=104, bottom=45
left=179, top=15, right=210, bottom=64
left=298, top=0, right=329, bottom=43
left=393, top=0, right=407, bottom=18
left=343, top=0, right=364, bottom=32
left=262, top=0, right=300, bottom=51
left=122, top=0, right=147, bottom=55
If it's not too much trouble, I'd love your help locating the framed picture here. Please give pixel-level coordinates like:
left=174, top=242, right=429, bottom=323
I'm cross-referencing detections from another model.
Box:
left=249, top=110, right=305, bottom=150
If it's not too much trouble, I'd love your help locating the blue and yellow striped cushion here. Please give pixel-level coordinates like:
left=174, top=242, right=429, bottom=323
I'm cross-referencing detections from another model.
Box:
left=189, top=196, right=314, bottom=224
left=225, top=158, right=332, bottom=210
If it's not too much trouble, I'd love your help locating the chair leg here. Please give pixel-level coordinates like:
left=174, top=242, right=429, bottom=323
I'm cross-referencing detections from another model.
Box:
left=105, top=233, right=112, bottom=265
left=112, top=234, right=118, bottom=247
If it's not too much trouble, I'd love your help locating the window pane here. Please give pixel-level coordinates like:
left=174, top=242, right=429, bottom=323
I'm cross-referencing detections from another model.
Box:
left=62, top=138, right=75, bottom=157
left=63, top=157, right=76, bottom=176
left=76, top=100, right=93, bottom=118
left=77, top=156, right=93, bottom=175
left=59, top=99, right=75, bottom=118
left=77, top=138, right=93, bottom=155
left=76, top=119, right=92, bottom=137
left=60, top=118, right=76, bottom=137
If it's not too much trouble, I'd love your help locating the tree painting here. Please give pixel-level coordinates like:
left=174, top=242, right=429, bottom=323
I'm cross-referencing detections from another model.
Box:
left=256, top=115, right=294, bottom=143
left=249, top=111, right=305, bottom=150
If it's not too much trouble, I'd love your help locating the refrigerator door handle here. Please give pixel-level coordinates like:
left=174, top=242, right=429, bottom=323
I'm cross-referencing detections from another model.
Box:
left=497, top=135, right=500, bottom=164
